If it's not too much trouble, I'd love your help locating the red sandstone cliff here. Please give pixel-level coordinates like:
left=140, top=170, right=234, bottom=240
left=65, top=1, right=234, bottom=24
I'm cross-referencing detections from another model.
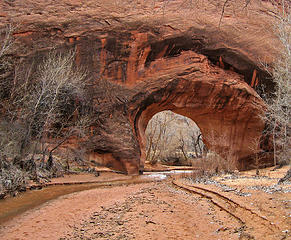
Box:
left=0, top=0, right=287, bottom=174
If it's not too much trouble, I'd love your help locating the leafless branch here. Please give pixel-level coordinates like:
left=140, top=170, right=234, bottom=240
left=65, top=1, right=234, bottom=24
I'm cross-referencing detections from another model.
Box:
left=219, top=0, right=231, bottom=28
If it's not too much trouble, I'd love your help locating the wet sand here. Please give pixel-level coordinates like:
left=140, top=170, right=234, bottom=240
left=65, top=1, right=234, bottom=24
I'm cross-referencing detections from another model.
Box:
left=0, top=168, right=290, bottom=240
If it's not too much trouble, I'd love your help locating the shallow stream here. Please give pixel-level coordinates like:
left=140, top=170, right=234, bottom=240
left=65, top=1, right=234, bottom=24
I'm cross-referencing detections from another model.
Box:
left=0, top=169, right=195, bottom=225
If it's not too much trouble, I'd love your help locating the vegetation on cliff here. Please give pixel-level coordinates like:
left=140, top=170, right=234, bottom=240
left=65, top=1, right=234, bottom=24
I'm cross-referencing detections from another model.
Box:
left=0, top=26, right=93, bottom=197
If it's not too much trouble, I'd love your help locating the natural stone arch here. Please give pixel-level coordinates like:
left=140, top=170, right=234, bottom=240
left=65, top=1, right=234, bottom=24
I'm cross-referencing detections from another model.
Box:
left=5, top=0, right=282, bottom=175
left=128, top=52, right=266, bottom=173
left=7, top=36, right=268, bottom=175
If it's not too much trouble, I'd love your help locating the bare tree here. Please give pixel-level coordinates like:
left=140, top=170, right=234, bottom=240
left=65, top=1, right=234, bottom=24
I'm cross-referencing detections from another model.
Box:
left=248, top=136, right=264, bottom=176
left=0, top=46, right=90, bottom=169
left=145, top=111, right=203, bottom=165
left=191, top=133, right=206, bottom=158
left=0, top=24, right=16, bottom=105
left=145, top=112, right=174, bottom=165
left=263, top=2, right=290, bottom=167
left=16, top=50, right=88, bottom=157
left=177, top=130, right=189, bottom=164
left=0, top=25, right=14, bottom=58
left=0, top=26, right=93, bottom=195
left=145, top=120, right=158, bottom=164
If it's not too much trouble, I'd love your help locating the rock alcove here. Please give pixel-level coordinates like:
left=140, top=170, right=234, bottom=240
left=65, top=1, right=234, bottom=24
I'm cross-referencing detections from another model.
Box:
left=3, top=0, right=281, bottom=174
left=83, top=40, right=267, bottom=174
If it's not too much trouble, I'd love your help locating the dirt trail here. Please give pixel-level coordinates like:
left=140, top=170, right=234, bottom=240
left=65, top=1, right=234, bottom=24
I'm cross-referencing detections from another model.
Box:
left=173, top=180, right=281, bottom=239
left=0, top=169, right=290, bottom=240
left=0, top=180, right=243, bottom=240
left=62, top=181, right=241, bottom=240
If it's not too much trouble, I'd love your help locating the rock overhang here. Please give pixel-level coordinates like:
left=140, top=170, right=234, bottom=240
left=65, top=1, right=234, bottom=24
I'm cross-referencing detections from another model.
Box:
left=1, top=0, right=285, bottom=174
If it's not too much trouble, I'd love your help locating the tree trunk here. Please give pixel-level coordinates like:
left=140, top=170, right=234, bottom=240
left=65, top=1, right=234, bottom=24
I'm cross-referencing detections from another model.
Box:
left=273, top=124, right=277, bottom=166
left=46, top=152, right=53, bottom=170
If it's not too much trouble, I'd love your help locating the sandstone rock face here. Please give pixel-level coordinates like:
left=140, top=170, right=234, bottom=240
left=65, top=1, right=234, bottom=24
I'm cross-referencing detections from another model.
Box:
left=1, top=0, right=285, bottom=174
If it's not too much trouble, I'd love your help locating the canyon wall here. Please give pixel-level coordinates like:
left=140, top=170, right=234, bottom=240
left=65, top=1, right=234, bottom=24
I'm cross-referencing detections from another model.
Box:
left=0, top=0, right=285, bottom=174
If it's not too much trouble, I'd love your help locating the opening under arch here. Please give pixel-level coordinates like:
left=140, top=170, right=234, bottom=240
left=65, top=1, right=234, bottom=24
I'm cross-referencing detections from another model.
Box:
left=145, top=111, right=207, bottom=167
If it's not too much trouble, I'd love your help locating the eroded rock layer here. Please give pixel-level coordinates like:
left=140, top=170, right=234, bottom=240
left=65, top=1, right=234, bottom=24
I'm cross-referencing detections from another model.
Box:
left=1, top=0, right=285, bottom=173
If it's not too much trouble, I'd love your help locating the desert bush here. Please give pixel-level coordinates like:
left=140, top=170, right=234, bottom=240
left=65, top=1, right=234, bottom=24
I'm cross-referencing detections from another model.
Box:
left=190, top=128, right=237, bottom=174
left=0, top=120, right=28, bottom=158
left=160, top=154, right=185, bottom=166
left=0, top=157, right=27, bottom=197
left=191, top=151, right=236, bottom=174
left=0, top=168, right=26, bottom=194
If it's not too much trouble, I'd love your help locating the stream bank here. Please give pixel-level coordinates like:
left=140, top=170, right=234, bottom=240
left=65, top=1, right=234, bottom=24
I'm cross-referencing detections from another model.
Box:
left=0, top=167, right=290, bottom=240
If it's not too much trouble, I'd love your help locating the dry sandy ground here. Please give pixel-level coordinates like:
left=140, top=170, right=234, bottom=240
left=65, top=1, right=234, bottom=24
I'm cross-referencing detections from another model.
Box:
left=0, top=167, right=290, bottom=240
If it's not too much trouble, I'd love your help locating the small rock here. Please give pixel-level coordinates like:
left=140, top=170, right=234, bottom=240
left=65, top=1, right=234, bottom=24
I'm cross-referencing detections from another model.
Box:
left=145, top=220, right=156, bottom=224
left=216, top=227, right=229, bottom=233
